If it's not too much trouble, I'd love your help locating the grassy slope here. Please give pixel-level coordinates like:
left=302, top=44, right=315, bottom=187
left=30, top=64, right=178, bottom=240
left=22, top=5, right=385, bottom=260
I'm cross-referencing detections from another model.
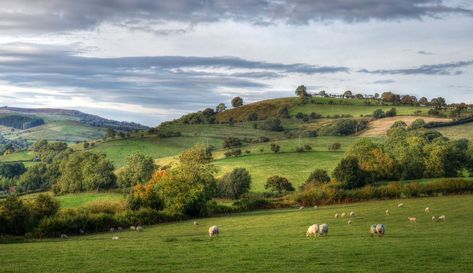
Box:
left=290, top=104, right=429, bottom=117
left=20, top=192, right=126, bottom=209
left=435, top=122, right=473, bottom=140
left=2, top=195, right=471, bottom=273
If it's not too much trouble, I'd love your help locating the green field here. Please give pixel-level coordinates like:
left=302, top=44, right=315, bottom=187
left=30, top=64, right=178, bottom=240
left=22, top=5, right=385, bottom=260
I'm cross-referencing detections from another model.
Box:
left=0, top=150, right=34, bottom=162
left=1, top=195, right=471, bottom=273
left=435, top=122, right=473, bottom=140
left=19, top=192, right=126, bottom=209
left=291, top=104, right=429, bottom=117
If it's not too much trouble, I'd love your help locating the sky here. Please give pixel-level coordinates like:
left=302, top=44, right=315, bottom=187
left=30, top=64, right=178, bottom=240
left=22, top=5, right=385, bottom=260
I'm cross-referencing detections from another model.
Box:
left=0, top=0, right=472, bottom=126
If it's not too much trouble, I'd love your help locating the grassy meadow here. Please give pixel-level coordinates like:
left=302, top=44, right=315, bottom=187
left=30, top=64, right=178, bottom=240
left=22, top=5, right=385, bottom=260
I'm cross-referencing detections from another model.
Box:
left=290, top=104, right=429, bottom=117
left=1, top=195, right=471, bottom=273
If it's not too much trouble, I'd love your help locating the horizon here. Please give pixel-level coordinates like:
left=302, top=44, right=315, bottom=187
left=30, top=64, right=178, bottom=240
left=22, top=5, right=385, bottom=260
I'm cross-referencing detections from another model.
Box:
left=0, top=0, right=472, bottom=126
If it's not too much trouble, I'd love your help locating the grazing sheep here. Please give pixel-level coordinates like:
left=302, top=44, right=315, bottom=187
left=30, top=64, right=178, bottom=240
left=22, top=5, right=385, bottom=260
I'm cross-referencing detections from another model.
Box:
left=79, top=229, right=85, bottom=235
left=349, top=211, right=355, bottom=217
left=136, top=226, right=144, bottom=232
left=130, top=226, right=136, bottom=231
left=370, top=224, right=385, bottom=238
left=398, top=203, right=404, bottom=208
left=193, top=221, right=199, bottom=225
left=385, top=209, right=390, bottom=215
left=438, top=215, right=446, bottom=222
left=341, top=212, right=346, bottom=218
left=408, top=217, right=417, bottom=223
left=60, top=234, right=68, bottom=239
left=208, top=226, right=220, bottom=237
left=425, top=207, right=430, bottom=213
left=334, top=213, right=339, bottom=219
left=112, top=236, right=119, bottom=240
left=313, top=205, right=318, bottom=209
left=348, top=220, right=352, bottom=225
left=110, top=227, right=115, bottom=232
left=432, top=216, right=436, bottom=221
left=319, top=224, right=329, bottom=236
left=299, top=206, right=305, bottom=210
left=306, top=224, right=319, bottom=237
left=117, top=227, right=123, bottom=231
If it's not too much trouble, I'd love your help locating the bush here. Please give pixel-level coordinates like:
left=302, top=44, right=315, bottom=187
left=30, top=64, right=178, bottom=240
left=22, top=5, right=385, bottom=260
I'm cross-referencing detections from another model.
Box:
left=306, top=169, right=330, bottom=184
left=260, top=118, right=284, bottom=131
left=223, top=137, right=242, bottom=149
left=270, top=143, right=280, bottom=153
left=328, top=143, right=341, bottom=151
left=318, top=119, right=368, bottom=136
left=386, top=107, right=397, bottom=117
left=265, top=176, right=295, bottom=194
left=372, top=109, right=385, bottom=119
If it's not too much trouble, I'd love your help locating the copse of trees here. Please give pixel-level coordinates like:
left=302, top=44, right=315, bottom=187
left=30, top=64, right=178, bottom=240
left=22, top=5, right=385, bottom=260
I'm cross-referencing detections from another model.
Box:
left=217, top=168, right=252, bottom=199
left=0, top=163, right=26, bottom=178
left=318, top=119, right=368, bottom=136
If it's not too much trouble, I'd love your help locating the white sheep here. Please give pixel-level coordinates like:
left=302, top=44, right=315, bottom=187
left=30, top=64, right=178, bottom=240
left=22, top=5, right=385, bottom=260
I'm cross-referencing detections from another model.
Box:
left=306, top=224, right=319, bottom=237
left=370, top=224, right=385, bottom=238
left=408, top=217, right=417, bottom=223
left=425, top=207, right=430, bottom=213
left=385, top=209, right=390, bottom=215
left=79, top=229, right=85, bottom=235
left=341, top=212, right=346, bottom=218
left=438, top=215, right=446, bottom=222
left=130, top=226, right=136, bottom=231
left=348, top=220, right=352, bottom=225
left=313, top=205, right=318, bottom=209
left=432, top=216, right=436, bottom=221
left=349, top=211, right=355, bottom=217
left=117, top=227, right=123, bottom=231
left=209, top=225, right=220, bottom=237
left=136, top=226, right=144, bottom=232
left=398, top=203, right=404, bottom=208
left=110, top=227, right=115, bottom=232
left=319, top=224, right=329, bottom=236
left=334, top=213, right=339, bottom=219
left=193, top=221, right=199, bottom=225
left=112, top=236, right=119, bottom=240
left=299, top=206, right=305, bottom=210
left=60, top=234, right=68, bottom=239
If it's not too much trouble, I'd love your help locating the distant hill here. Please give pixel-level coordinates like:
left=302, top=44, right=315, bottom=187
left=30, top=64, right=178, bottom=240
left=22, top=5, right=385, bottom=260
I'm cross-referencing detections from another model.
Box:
left=0, top=107, right=149, bottom=131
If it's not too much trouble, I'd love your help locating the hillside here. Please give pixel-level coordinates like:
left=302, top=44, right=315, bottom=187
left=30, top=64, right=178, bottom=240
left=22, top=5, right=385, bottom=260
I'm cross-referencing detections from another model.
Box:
left=2, top=195, right=471, bottom=273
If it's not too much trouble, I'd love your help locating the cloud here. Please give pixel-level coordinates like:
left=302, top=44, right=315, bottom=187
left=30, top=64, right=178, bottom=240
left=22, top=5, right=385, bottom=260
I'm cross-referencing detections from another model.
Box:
left=359, top=60, right=473, bottom=75
left=0, top=0, right=471, bottom=34
left=370, top=79, right=396, bottom=84
left=417, top=50, right=435, bottom=55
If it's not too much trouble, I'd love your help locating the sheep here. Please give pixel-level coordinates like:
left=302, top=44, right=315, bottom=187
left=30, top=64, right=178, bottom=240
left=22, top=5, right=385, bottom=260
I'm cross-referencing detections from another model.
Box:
left=425, top=207, right=430, bottom=213
left=193, top=221, right=199, bottom=225
left=313, top=205, right=318, bottom=209
left=306, top=224, right=319, bottom=237
left=385, top=209, right=390, bottom=215
left=334, top=213, right=339, bottom=219
left=79, top=229, right=85, bottom=235
left=348, top=220, right=352, bottom=225
left=130, top=226, right=136, bottom=231
left=136, top=226, right=144, bottom=232
left=60, top=234, right=68, bottom=239
left=110, top=227, right=115, bottom=232
left=438, top=215, right=446, bottom=222
left=432, top=216, right=436, bottom=221
left=341, top=212, right=347, bottom=218
left=209, top=226, right=220, bottom=237
left=112, top=236, right=119, bottom=240
left=319, top=224, right=329, bottom=236
left=349, top=211, right=355, bottom=217
left=398, top=203, right=404, bottom=208
left=408, top=217, right=417, bottom=223
left=299, top=206, right=305, bottom=210
left=370, top=224, right=385, bottom=238
left=117, top=227, right=123, bottom=231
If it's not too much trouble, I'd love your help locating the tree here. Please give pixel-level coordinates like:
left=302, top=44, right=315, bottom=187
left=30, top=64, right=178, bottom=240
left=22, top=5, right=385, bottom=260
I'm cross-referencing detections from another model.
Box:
left=401, top=95, right=414, bottom=105
left=343, top=90, right=353, bottom=98
left=270, top=143, right=280, bottom=153
left=223, top=137, right=242, bottom=149
left=295, top=85, right=308, bottom=98
left=319, top=90, right=328, bottom=97
left=0, top=195, right=30, bottom=235
left=231, top=97, right=243, bottom=108
left=0, top=162, right=27, bottom=178
left=372, top=109, right=385, bottom=119
left=410, top=119, right=426, bottom=130
left=106, top=128, right=116, bottom=139
left=265, top=176, right=295, bottom=194
left=117, top=153, right=156, bottom=188
left=155, top=145, right=216, bottom=216
left=385, top=107, right=397, bottom=117
left=278, top=107, right=290, bottom=118
left=217, top=168, right=252, bottom=199
left=333, top=157, right=365, bottom=189
left=30, top=193, right=60, bottom=218
left=305, top=169, right=330, bottom=184
left=131, top=170, right=166, bottom=210
left=18, top=163, right=50, bottom=192
left=260, top=118, right=284, bottom=131
left=216, top=103, right=226, bottom=113
left=419, top=97, right=429, bottom=106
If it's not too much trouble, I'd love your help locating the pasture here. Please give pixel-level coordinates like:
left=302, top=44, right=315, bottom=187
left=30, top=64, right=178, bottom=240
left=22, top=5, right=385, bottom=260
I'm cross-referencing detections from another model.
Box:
left=290, top=104, right=429, bottom=117
left=19, top=192, right=126, bottom=209
left=1, top=195, right=471, bottom=273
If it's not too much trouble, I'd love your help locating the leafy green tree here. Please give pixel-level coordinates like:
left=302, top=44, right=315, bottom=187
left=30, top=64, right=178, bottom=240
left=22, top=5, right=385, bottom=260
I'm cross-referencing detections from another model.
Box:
left=117, top=153, right=157, bottom=188
left=223, top=137, right=242, bottom=149
left=231, top=96, right=243, bottom=108
left=18, top=163, right=50, bottom=192
left=0, top=162, right=26, bottom=178
left=260, top=118, right=284, bottom=131
left=30, top=193, right=60, bottom=218
left=419, top=97, right=429, bottom=105
left=343, top=90, right=353, bottom=98
left=106, top=128, right=116, bottom=139
left=0, top=195, right=30, bottom=235
left=265, top=176, right=295, bottom=194
left=385, top=107, right=397, bottom=117
left=333, top=157, right=365, bottom=189
left=306, top=169, right=330, bottom=184
left=410, top=119, right=426, bottom=130
left=217, top=168, right=252, bottom=199
left=216, top=103, right=226, bottom=113
left=155, top=145, right=216, bottom=216
left=270, top=143, right=280, bottom=153
left=295, top=85, right=308, bottom=98
left=278, top=107, right=290, bottom=118
left=372, top=109, right=385, bottom=119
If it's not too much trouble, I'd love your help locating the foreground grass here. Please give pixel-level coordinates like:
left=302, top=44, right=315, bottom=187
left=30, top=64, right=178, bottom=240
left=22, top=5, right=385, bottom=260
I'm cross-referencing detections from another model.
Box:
left=1, top=195, right=471, bottom=273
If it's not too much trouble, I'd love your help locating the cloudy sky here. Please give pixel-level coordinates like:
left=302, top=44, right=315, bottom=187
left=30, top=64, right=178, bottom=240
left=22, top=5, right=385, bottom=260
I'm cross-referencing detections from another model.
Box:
left=0, top=0, right=472, bottom=126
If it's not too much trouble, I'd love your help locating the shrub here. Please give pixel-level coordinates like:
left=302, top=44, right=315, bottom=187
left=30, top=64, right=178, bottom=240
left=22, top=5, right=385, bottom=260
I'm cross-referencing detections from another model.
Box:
left=386, top=107, right=397, bottom=117
left=260, top=118, right=284, bottom=131
left=29, top=193, right=60, bottom=218
left=270, top=143, right=280, bottom=153
left=318, top=119, right=368, bottom=136
left=223, top=137, right=242, bottom=149
left=306, top=169, right=331, bottom=184
left=328, top=143, right=341, bottom=151
left=265, top=176, right=295, bottom=194
left=372, top=109, right=385, bottom=119
left=303, top=144, right=312, bottom=151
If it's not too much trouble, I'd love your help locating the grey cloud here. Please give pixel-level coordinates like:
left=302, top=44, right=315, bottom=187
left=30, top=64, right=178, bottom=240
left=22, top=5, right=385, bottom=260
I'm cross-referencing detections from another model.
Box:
left=0, top=1, right=471, bottom=34
left=359, top=60, right=473, bottom=75
left=370, top=79, right=396, bottom=84
left=417, top=50, right=435, bottom=55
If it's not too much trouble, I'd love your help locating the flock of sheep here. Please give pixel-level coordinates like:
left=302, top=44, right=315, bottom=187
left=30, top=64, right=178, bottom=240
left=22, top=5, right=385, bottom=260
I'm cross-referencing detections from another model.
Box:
left=58, top=202, right=447, bottom=241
